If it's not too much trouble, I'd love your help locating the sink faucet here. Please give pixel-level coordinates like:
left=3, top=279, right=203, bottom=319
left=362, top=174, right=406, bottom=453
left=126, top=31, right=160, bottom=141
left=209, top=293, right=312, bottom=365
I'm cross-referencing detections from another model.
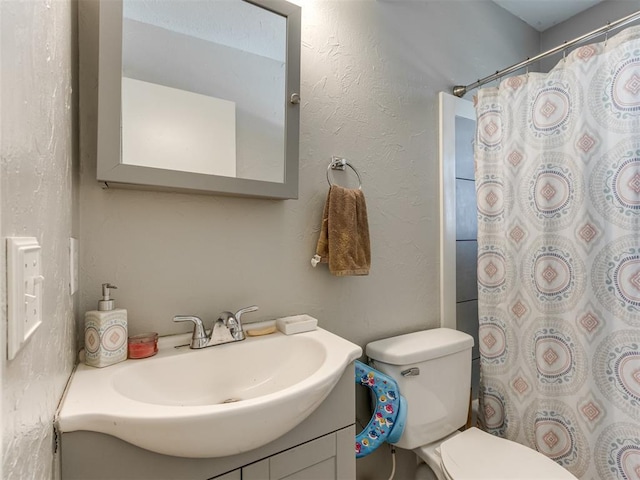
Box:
left=173, top=305, right=258, bottom=349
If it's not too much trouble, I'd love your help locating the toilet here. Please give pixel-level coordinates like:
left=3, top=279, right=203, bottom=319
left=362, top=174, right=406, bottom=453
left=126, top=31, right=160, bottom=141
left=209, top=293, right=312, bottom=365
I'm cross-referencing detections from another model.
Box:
left=366, top=328, right=577, bottom=480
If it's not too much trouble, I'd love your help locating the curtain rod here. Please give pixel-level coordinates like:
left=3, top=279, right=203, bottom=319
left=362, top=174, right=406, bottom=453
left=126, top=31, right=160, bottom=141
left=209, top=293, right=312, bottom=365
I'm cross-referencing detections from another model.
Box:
left=452, top=9, right=640, bottom=97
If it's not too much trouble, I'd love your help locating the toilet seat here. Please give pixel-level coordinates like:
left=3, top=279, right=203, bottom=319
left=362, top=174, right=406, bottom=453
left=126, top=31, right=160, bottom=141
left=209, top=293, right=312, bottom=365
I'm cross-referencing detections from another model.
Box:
left=354, top=361, right=406, bottom=458
left=438, top=428, right=577, bottom=479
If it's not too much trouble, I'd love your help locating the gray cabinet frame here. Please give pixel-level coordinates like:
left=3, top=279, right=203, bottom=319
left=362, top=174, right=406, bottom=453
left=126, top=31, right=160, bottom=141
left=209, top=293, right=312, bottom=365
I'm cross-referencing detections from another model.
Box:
left=95, top=0, right=301, bottom=199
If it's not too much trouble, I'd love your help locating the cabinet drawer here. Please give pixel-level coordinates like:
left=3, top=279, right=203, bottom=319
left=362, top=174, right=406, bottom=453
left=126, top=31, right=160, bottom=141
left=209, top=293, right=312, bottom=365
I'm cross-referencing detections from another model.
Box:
left=244, top=426, right=355, bottom=480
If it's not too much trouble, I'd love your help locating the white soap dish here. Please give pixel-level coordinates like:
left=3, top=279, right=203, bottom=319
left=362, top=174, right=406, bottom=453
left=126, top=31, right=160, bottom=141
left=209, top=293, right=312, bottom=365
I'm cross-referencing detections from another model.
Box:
left=276, top=314, right=318, bottom=335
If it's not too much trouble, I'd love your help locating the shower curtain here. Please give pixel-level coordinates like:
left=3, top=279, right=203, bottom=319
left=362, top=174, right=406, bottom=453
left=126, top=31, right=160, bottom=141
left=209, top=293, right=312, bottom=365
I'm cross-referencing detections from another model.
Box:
left=475, top=26, right=640, bottom=479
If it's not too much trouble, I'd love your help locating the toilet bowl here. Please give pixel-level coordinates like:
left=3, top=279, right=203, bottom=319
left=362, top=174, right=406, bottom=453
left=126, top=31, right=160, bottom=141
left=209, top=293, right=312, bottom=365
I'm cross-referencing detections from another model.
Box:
left=365, top=328, right=577, bottom=480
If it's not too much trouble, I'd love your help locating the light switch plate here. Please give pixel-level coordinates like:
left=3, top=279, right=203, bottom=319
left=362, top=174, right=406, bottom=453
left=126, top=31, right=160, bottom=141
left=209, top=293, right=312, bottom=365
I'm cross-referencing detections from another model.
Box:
left=7, top=237, right=44, bottom=360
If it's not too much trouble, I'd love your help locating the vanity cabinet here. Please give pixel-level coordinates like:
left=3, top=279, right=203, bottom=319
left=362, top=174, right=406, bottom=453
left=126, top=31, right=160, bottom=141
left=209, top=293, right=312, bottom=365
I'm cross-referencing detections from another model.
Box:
left=60, top=367, right=356, bottom=480
left=212, top=427, right=354, bottom=480
left=211, top=471, right=240, bottom=480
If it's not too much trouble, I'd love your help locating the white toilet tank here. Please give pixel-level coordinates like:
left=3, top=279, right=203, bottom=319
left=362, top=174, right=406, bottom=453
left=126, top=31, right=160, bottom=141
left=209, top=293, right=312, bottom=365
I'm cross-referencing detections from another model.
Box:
left=366, top=328, right=474, bottom=450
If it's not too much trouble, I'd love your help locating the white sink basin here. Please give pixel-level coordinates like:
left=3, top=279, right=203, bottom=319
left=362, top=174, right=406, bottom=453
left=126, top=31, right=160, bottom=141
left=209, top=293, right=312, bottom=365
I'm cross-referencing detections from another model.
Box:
left=57, top=327, right=361, bottom=458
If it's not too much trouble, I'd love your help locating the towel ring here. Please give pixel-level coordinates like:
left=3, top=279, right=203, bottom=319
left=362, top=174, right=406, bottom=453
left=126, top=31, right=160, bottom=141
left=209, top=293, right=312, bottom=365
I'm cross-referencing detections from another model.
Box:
left=327, top=157, right=362, bottom=190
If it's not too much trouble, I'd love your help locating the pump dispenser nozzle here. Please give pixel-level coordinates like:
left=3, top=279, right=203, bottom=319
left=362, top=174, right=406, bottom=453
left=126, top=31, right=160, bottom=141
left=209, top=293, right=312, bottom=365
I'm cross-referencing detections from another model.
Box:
left=98, top=283, right=117, bottom=311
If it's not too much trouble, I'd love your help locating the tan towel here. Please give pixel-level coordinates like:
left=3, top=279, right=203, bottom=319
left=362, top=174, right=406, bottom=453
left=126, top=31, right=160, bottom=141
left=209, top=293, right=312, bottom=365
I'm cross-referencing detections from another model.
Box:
left=314, top=185, right=371, bottom=276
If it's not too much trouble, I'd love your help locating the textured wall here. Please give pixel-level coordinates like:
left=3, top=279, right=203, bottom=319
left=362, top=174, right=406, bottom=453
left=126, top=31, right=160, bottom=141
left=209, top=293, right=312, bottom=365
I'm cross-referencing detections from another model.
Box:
left=78, top=1, right=538, bottom=478
left=1, top=0, right=78, bottom=478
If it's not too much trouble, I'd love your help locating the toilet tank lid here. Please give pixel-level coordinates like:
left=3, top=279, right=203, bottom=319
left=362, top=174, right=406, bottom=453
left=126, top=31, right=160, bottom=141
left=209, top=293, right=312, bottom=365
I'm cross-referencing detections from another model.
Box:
left=366, top=328, right=474, bottom=365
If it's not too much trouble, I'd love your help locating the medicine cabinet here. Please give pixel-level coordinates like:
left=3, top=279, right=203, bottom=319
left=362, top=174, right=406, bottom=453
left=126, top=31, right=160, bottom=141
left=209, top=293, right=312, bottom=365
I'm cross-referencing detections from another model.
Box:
left=96, top=0, right=301, bottom=198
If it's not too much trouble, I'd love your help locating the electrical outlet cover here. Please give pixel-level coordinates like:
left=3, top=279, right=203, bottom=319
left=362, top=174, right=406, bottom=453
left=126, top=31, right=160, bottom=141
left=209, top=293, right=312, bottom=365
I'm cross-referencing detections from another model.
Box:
left=7, top=237, right=44, bottom=360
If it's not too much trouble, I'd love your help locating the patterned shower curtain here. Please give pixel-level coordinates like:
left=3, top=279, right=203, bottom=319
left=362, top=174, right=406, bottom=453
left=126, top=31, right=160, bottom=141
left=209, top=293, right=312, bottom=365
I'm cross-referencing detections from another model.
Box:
left=475, top=26, right=640, bottom=479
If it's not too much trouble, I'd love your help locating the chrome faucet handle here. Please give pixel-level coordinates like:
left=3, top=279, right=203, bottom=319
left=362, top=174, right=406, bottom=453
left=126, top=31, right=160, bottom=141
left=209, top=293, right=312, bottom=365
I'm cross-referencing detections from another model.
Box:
left=232, top=305, right=258, bottom=341
left=173, top=315, right=209, bottom=349
left=216, top=306, right=257, bottom=342
left=234, top=305, right=258, bottom=324
left=217, top=311, right=242, bottom=341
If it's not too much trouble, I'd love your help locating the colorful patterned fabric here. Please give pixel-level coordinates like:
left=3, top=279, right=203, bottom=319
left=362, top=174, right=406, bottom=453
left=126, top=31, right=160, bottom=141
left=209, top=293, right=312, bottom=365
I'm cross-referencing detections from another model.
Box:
left=354, top=360, right=405, bottom=458
left=475, top=26, right=640, bottom=479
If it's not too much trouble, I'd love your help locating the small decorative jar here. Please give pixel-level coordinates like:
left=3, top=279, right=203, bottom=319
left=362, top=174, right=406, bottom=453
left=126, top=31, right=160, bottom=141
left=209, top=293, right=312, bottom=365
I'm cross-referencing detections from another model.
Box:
left=127, top=332, right=159, bottom=359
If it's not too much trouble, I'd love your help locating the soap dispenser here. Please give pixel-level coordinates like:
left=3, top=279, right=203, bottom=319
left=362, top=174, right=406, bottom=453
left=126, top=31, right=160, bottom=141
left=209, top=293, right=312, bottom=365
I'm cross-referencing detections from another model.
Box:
left=84, top=283, right=128, bottom=367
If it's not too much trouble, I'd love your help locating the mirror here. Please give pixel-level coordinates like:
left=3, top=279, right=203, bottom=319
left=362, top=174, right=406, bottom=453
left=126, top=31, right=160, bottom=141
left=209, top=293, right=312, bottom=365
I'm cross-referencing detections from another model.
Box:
left=97, top=0, right=301, bottom=199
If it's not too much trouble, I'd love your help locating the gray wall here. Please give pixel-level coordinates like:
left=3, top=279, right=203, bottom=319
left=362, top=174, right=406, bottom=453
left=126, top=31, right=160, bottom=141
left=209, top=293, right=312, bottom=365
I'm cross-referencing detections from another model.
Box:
left=79, top=0, right=538, bottom=350
left=79, top=1, right=538, bottom=478
left=540, top=0, right=640, bottom=71
left=1, top=0, right=78, bottom=478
